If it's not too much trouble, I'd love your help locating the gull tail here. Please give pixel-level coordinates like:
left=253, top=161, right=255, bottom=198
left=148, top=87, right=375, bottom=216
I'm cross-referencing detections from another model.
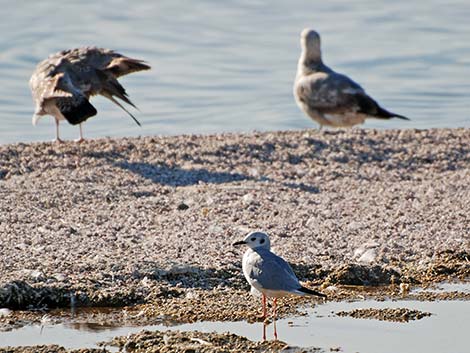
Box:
left=355, top=93, right=410, bottom=121
left=298, top=286, right=327, bottom=298
left=56, top=96, right=98, bottom=125
left=376, top=106, right=410, bottom=121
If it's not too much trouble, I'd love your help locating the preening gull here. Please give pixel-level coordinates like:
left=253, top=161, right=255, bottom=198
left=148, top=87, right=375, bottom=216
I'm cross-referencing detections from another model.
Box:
left=233, top=231, right=326, bottom=329
left=29, top=47, right=150, bottom=142
left=294, top=29, right=409, bottom=129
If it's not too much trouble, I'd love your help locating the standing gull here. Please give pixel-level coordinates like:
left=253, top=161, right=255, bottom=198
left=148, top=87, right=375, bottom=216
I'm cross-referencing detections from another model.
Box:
left=294, top=29, right=409, bottom=129
left=29, top=47, right=150, bottom=142
left=233, top=231, right=326, bottom=335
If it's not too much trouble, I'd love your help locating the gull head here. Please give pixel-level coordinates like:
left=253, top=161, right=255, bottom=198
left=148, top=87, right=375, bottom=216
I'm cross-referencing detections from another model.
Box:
left=233, top=231, right=271, bottom=250
left=300, top=28, right=322, bottom=62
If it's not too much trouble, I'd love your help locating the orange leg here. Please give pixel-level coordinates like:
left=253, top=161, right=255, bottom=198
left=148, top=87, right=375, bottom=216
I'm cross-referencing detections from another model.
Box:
left=261, top=294, right=267, bottom=320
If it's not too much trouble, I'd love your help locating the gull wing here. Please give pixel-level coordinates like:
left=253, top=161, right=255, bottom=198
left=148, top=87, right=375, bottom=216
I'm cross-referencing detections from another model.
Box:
left=247, top=249, right=301, bottom=292
left=295, top=71, right=366, bottom=114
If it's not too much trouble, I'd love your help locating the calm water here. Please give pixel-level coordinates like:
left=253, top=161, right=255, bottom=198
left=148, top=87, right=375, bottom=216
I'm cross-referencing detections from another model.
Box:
left=0, top=0, right=469, bottom=145
left=1, top=300, right=469, bottom=353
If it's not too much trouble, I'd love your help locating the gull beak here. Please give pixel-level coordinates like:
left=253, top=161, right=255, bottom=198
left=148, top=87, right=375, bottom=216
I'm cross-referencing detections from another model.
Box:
left=233, top=240, right=246, bottom=246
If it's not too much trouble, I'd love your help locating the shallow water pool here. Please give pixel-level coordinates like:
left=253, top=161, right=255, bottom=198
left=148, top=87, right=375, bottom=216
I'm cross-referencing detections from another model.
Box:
left=1, top=299, right=468, bottom=353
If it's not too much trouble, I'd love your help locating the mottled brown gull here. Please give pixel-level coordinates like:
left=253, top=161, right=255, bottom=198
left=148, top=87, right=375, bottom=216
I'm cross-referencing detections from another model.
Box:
left=294, top=29, right=409, bottom=129
left=29, top=47, right=150, bottom=142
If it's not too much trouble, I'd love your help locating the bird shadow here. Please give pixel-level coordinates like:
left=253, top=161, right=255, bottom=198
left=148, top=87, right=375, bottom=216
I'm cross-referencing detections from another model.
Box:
left=81, top=149, right=319, bottom=192
left=118, top=160, right=320, bottom=193
left=115, top=161, right=251, bottom=186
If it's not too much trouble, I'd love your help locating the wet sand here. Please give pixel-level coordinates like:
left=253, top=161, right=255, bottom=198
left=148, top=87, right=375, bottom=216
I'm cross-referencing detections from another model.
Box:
left=0, top=128, right=469, bottom=351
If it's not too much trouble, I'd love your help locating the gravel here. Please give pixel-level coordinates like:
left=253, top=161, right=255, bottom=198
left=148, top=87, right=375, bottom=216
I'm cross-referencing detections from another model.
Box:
left=108, top=329, right=319, bottom=353
left=0, top=128, right=469, bottom=310
left=336, top=307, right=432, bottom=322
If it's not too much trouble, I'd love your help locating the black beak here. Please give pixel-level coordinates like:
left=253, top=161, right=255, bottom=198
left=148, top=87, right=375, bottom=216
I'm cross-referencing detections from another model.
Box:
left=233, top=240, right=246, bottom=246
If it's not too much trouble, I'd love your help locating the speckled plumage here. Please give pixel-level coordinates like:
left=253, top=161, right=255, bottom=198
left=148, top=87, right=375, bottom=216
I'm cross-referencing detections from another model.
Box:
left=29, top=47, right=150, bottom=142
left=294, top=29, right=409, bottom=129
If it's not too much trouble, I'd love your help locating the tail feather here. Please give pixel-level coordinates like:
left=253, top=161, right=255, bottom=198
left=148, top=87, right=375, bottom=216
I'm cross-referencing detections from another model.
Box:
left=103, top=78, right=137, bottom=108
left=100, top=78, right=142, bottom=126
left=56, top=96, right=97, bottom=125
left=298, top=286, right=327, bottom=298
left=355, top=93, right=410, bottom=121
left=93, top=64, right=146, bottom=126
left=389, top=113, right=410, bottom=120
left=103, top=94, right=141, bottom=126
left=376, top=106, right=410, bottom=120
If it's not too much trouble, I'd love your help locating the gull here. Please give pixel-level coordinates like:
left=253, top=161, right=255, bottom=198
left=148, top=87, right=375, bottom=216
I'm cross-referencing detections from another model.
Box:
left=294, top=28, right=409, bottom=129
left=29, top=47, right=150, bottom=142
left=233, top=231, right=326, bottom=335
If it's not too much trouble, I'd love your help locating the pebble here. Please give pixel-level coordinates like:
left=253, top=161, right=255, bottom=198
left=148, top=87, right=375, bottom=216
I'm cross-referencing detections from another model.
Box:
left=242, top=193, right=255, bottom=205
left=357, top=248, right=377, bottom=264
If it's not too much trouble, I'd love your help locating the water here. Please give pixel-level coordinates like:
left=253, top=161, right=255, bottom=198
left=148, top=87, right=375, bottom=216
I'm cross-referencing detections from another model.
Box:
left=0, top=1, right=469, bottom=145
left=412, top=282, right=470, bottom=294
left=1, top=300, right=469, bottom=352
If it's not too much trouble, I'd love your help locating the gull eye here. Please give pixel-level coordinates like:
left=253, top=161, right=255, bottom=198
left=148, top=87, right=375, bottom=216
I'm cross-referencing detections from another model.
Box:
left=260, top=239, right=265, bottom=244
left=251, top=237, right=256, bottom=242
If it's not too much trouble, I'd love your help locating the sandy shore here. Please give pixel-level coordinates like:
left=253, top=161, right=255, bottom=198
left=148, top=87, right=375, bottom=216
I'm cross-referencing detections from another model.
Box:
left=0, top=128, right=469, bottom=350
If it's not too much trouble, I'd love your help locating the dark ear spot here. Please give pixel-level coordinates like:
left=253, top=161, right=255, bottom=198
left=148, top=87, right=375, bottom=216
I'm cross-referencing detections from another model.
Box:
left=260, top=238, right=265, bottom=244
left=251, top=237, right=256, bottom=242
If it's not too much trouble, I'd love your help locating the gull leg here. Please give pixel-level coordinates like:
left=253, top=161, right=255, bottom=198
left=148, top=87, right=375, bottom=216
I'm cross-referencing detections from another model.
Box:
left=262, top=320, right=267, bottom=341
left=273, top=298, right=277, bottom=320
left=75, top=124, right=85, bottom=143
left=54, top=119, right=63, bottom=143
left=273, top=298, right=278, bottom=340
left=262, top=294, right=267, bottom=320
left=273, top=316, right=278, bottom=341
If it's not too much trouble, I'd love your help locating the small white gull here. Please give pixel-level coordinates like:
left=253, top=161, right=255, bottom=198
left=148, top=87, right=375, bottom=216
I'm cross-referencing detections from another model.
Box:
left=29, top=47, right=150, bottom=142
left=294, top=28, right=409, bottom=129
left=233, top=231, right=326, bottom=327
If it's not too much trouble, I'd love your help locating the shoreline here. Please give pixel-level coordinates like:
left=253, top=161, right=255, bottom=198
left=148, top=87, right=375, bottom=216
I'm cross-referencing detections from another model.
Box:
left=0, top=128, right=469, bottom=350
